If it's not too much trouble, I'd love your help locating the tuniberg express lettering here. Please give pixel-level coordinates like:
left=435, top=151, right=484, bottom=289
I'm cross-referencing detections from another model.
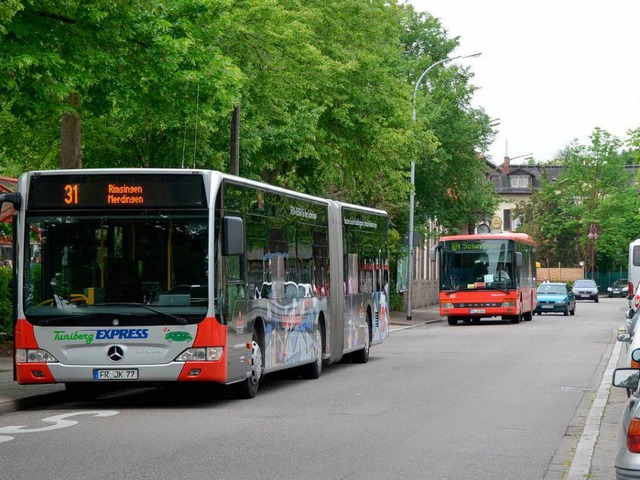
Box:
left=53, top=329, right=149, bottom=345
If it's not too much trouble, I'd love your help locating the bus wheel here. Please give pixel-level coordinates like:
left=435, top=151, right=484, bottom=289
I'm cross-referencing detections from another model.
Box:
left=302, top=323, right=323, bottom=379
left=510, top=313, right=521, bottom=324
left=447, top=317, right=458, bottom=326
left=523, top=311, right=533, bottom=321
left=351, top=320, right=370, bottom=364
left=236, top=331, right=262, bottom=399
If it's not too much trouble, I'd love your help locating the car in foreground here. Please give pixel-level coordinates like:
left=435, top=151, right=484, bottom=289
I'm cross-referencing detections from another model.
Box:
left=573, top=278, right=599, bottom=302
left=610, top=279, right=630, bottom=298
left=612, top=355, right=640, bottom=479
left=534, top=282, right=576, bottom=316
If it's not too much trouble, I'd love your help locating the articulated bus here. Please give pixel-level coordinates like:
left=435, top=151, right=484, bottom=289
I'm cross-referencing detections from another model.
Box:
left=2, top=169, right=389, bottom=398
left=433, top=233, right=537, bottom=325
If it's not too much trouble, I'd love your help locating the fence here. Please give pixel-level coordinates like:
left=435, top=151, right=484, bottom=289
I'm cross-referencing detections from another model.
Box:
left=537, top=268, right=627, bottom=292
left=537, top=267, right=584, bottom=284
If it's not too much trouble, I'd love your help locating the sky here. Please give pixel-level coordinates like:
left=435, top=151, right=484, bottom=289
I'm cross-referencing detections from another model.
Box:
left=409, top=1, right=640, bottom=166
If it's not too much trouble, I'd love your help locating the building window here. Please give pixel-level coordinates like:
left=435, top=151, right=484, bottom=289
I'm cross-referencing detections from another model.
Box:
left=504, top=209, right=511, bottom=231
left=509, top=175, right=530, bottom=188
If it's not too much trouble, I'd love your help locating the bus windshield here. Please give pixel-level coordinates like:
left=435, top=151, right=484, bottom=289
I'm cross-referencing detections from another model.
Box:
left=440, top=239, right=514, bottom=291
left=23, top=212, right=209, bottom=326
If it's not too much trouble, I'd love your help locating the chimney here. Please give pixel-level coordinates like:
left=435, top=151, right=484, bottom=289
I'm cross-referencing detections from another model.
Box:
left=503, top=156, right=510, bottom=174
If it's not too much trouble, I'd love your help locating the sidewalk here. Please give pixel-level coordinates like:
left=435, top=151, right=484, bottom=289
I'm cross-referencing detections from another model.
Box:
left=389, top=304, right=444, bottom=326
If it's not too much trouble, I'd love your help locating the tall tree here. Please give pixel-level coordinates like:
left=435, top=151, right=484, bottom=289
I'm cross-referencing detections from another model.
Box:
left=0, top=0, right=241, bottom=170
left=518, top=128, right=640, bottom=272
left=399, top=6, right=497, bottom=234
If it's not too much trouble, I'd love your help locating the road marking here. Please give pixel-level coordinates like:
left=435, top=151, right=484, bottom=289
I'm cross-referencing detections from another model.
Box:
left=0, top=410, right=119, bottom=444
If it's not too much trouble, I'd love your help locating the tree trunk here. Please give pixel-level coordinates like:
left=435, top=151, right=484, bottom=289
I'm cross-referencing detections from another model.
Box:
left=59, top=93, right=82, bottom=169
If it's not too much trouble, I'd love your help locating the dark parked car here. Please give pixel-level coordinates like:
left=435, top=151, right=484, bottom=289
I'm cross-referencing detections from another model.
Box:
left=573, top=279, right=599, bottom=302
left=609, top=279, right=629, bottom=298
left=535, top=282, right=576, bottom=316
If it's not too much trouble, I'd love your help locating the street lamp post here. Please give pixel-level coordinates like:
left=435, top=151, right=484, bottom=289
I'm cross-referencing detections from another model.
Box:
left=406, top=52, right=482, bottom=321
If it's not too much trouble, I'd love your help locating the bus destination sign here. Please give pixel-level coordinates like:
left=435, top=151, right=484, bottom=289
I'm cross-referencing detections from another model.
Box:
left=448, top=240, right=505, bottom=252
left=28, top=173, right=207, bottom=210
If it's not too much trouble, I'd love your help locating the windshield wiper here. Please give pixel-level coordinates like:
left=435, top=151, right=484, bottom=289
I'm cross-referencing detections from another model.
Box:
left=38, top=313, right=98, bottom=326
left=443, top=286, right=464, bottom=293
left=96, top=303, right=188, bottom=325
left=483, top=286, right=510, bottom=294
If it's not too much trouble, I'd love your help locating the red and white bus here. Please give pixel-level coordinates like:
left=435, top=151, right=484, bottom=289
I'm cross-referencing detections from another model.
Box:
left=433, top=233, right=537, bottom=325
left=2, top=169, right=389, bottom=398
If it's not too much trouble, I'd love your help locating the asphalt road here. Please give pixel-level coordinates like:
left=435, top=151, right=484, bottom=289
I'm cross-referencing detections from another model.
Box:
left=0, top=297, right=628, bottom=480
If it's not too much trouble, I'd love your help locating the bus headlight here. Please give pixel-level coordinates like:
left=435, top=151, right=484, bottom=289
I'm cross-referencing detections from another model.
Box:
left=16, top=349, right=58, bottom=363
left=441, top=302, right=454, bottom=309
left=501, top=301, right=515, bottom=308
left=175, top=347, right=223, bottom=362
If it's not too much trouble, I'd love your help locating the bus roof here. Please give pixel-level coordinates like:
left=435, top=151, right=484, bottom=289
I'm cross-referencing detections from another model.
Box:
left=438, top=232, right=536, bottom=246
left=19, top=168, right=388, bottom=217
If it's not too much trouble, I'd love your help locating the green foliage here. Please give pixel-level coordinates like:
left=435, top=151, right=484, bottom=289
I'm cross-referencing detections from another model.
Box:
left=402, top=8, right=498, bottom=233
left=0, top=266, right=12, bottom=335
left=518, top=128, right=640, bottom=272
left=1, top=1, right=507, bottom=311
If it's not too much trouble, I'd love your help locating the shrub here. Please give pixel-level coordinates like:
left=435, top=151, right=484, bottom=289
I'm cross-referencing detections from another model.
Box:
left=0, top=266, right=12, bottom=336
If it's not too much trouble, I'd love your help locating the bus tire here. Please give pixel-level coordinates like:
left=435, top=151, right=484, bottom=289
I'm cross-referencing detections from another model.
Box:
left=510, top=313, right=521, bottom=324
left=447, top=317, right=458, bottom=326
left=351, top=319, right=370, bottom=364
left=302, top=323, right=323, bottom=379
left=235, top=330, right=262, bottom=399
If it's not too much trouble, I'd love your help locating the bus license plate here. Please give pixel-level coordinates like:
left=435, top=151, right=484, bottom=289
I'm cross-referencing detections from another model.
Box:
left=469, top=308, right=485, bottom=314
left=94, top=369, right=139, bottom=381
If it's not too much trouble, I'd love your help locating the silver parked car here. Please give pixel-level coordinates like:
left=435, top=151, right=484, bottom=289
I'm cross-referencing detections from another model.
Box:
left=612, top=351, right=640, bottom=479
left=573, top=278, right=599, bottom=302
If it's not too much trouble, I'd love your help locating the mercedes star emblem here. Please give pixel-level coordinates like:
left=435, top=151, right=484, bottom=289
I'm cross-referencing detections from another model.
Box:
left=107, top=345, right=124, bottom=362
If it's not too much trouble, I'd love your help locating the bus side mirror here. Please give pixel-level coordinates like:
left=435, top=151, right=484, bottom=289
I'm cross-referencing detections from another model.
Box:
left=0, top=192, right=20, bottom=209
left=430, top=244, right=438, bottom=262
left=222, top=216, right=244, bottom=256
left=515, top=252, right=523, bottom=268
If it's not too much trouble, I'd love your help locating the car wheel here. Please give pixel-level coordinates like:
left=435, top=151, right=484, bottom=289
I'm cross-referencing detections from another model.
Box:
left=594, top=296, right=599, bottom=303
left=563, top=306, right=569, bottom=316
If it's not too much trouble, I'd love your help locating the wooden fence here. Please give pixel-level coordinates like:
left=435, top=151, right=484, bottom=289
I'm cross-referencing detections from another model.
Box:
left=536, top=267, right=584, bottom=284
